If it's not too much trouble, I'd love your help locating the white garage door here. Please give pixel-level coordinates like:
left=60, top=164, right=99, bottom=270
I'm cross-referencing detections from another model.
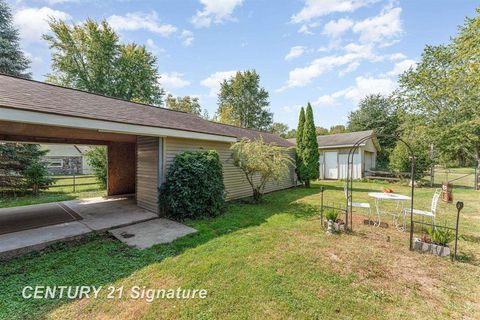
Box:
left=338, top=152, right=361, bottom=179
left=324, top=152, right=338, bottom=179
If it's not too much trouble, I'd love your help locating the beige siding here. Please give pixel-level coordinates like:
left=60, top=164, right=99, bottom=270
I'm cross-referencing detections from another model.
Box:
left=136, top=136, right=159, bottom=213
left=164, top=137, right=296, bottom=201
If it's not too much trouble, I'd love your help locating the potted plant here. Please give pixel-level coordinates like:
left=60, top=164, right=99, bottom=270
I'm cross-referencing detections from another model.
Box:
left=414, top=227, right=454, bottom=257
left=323, top=209, right=345, bottom=233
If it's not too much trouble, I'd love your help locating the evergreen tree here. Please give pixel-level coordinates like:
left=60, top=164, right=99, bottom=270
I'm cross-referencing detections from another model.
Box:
left=301, top=103, right=319, bottom=187
left=0, top=0, right=31, bottom=78
left=295, top=107, right=306, bottom=183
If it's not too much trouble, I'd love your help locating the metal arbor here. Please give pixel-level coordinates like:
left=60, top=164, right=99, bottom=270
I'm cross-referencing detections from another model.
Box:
left=344, top=133, right=417, bottom=250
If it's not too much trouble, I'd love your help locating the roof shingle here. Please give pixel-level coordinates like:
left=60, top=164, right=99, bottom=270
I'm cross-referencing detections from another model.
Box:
left=0, top=74, right=293, bottom=147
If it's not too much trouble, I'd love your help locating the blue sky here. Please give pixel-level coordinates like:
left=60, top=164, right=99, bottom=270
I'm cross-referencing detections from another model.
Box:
left=8, top=0, right=479, bottom=130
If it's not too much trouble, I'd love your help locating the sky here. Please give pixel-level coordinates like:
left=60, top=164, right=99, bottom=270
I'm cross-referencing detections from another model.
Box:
left=7, top=0, right=479, bottom=130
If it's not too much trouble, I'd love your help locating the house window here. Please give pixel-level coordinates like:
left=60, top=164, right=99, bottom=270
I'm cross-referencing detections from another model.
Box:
left=48, top=159, right=64, bottom=168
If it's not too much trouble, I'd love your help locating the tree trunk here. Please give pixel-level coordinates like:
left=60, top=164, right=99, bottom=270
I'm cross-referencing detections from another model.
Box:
left=253, top=189, right=262, bottom=203
left=304, top=179, right=310, bottom=188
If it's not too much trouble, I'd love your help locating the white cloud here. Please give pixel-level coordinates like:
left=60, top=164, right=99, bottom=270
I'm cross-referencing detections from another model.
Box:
left=180, top=30, right=194, bottom=46
left=323, top=18, right=353, bottom=37
left=107, top=12, right=177, bottom=37
left=145, top=39, right=166, bottom=55
left=313, top=94, right=337, bottom=107
left=339, top=61, right=360, bottom=76
left=159, top=72, right=191, bottom=91
left=200, top=70, right=237, bottom=96
left=291, top=0, right=376, bottom=24
left=352, top=6, right=402, bottom=44
left=388, top=59, right=416, bottom=76
left=281, top=105, right=302, bottom=113
left=338, top=76, right=396, bottom=103
left=389, top=52, right=407, bottom=61
left=285, top=46, right=306, bottom=61
left=45, top=0, right=77, bottom=4
left=191, top=0, right=243, bottom=28
left=14, top=7, right=71, bottom=43
left=298, top=21, right=320, bottom=35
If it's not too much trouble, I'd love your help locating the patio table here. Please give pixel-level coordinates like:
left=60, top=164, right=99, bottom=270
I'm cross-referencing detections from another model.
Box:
left=368, top=192, right=411, bottom=230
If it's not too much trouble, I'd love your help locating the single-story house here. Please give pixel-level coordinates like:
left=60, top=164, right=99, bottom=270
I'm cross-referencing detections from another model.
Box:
left=0, top=74, right=296, bottom=214
left=41, top=144, right=93, bottom=175
left=288, top=130, right=379, bottom=180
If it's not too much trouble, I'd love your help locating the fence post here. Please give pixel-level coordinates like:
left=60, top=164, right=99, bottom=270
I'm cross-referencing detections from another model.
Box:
left=320, top=186, right=324, bottom=225
left=454, top=201, right=464, bottom=260
left=73, top=173, right=76, bottom=193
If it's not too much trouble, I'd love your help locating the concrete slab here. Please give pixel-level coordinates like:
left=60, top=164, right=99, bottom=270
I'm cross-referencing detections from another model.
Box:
left=109, top=218, right=197, bottom=249
left=0, top=222, right=91, bottom=260
left=63, top=196, right=158, bottom=232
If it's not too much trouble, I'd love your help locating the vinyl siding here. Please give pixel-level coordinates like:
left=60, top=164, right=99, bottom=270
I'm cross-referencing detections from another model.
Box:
left=164, top=137, right=296, bottom=201
left=136, top=136, right=159, bottom=213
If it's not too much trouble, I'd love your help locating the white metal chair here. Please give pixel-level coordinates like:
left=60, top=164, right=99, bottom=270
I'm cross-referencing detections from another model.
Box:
left=344, top=185, right=374, bottom=225
left=403, top=188, right=441, bottom=227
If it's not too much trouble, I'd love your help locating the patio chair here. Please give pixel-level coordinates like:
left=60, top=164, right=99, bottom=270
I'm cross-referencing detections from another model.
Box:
left=344, top=185, right=374, bottom=225
left=403, top=188, right=441, bottom=227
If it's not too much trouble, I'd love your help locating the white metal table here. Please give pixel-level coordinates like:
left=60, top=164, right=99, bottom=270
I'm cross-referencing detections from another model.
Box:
left=368, top=192, right=411, bottom=230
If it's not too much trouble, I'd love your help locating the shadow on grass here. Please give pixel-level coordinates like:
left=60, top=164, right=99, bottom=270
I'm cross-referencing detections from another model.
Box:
left=0, top=185, right=321, bottom=320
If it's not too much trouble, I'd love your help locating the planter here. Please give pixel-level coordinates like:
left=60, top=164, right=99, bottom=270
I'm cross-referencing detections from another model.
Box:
left=323, top=220, right=345, bottom=233
left=413, top=238, right=450, bottom=257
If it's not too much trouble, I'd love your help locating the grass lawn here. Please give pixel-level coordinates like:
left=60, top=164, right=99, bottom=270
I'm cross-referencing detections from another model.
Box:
left=0, top=175, right=106, bottom=208
left=0, top=180, right=479, bottom=319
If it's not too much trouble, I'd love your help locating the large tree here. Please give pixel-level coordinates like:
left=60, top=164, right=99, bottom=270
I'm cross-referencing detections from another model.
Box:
left=329, top=125, right=347, bottom=134
left=0, top=0, right=30, bottom=78
left=300, top=103, right=319, bottom=187
left=166, top=94, right=202, bottom=115
left=216, top=70, right=273, bottom=130
left=347, top=94, right=400, bottom=168
left=270, top=122, right=289, bottom=138
left=295, top=107, right=306, bottom=183
left=44, top=19, right=164, bottom=105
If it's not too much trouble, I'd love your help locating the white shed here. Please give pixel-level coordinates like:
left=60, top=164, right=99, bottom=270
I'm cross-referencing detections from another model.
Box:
left=316, top=130, right=380, bottom=180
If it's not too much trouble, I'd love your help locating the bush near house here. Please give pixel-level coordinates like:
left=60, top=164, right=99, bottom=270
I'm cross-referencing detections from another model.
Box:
left=159, top=150, right=225, bottom=220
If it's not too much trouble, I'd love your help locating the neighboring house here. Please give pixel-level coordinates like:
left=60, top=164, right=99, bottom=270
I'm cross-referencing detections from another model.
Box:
left=0, top=75, right=296, bottom=214
left=41, top=144, right=93, bottom=175
left=288, top=130, right=379, bottom=180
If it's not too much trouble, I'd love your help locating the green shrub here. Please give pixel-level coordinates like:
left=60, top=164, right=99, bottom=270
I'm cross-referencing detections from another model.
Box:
left=159, top=150, right=225, bottom=220
left=24, top=161, right=53, bottom=195
left=85, top=146, right=107, bottom=188
left=324, top=208, right=338, bottom=222
left=427, top=227, right=455, bottom=246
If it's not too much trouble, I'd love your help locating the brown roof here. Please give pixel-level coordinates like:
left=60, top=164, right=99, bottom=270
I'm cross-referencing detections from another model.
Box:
left=0, top=74, right=293, bottom=147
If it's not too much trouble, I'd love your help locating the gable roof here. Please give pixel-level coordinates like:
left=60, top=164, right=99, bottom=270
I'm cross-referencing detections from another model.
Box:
left=316, top=130, right=375, bottom=148
left=0, top=74, right=293, bottom=147
left=288, top=130, right=378, bottom=149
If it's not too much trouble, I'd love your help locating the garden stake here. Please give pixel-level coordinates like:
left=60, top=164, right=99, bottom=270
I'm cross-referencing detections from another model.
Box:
left=454, top=201, right=464, bottom=260
left=320, top=186, right=324, bottom=225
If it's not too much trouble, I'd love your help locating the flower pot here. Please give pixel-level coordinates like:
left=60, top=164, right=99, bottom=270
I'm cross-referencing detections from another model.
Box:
left=323, top=220, right=345, bottom=233
left=413, top=238, right=450, bottom=257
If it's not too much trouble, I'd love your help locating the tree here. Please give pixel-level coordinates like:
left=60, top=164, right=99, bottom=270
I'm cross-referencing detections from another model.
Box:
left=316, top=127, right=329, bottom=135
left=216, top=70, right=273, bottom=130
left=347, top=94, right=400, bottom=168
left=284, top=129, right=297, bottom=139
left=44, top=18, right=164, bottom=105
left=295, top=107, right=306, bottom=183
left=85, top=146, right=107, bottom=188
left=0, top=0, right=30, bottom=78
left=300, top=103, right=319, bottom=187
left=231, top=138, right=293, bottom=202
left=166, top=94, right=202, bottom=115
left=0, top=143, right=49, bottom=194
left=329, top=125, right=347, bottom=134
left=270, top=122, right=289, bottom=137
left=24, top=161, right=53, bottom=195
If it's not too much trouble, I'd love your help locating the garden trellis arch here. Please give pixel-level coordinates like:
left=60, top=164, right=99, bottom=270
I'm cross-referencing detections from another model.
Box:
left=344, top=133, right=417, bottom=250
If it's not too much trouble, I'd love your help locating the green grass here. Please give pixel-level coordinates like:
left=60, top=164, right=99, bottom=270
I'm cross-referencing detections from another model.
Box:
left=0, top=180, right=479, bottom=319
left=0, top=175, right=105, bottom=208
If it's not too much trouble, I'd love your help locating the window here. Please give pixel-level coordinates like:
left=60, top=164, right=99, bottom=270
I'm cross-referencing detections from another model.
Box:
left=48, top=159, right=64, bottom=168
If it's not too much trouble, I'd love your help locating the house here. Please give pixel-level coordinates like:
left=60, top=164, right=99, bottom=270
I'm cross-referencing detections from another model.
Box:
left=288, top=130, right=379, bottom=180
left=41, top=144, right=93, bottom=175
left=0, top=74, right=296, bottom=214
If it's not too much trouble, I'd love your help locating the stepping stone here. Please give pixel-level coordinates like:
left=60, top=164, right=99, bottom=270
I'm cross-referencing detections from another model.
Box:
left=108, top=218, right=197, bottom=249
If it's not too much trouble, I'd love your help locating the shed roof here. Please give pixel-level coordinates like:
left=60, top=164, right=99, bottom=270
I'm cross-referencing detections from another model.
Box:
left=0, top=74, right=293, bottom=147
left=287, top=130, right=378, bottom=149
